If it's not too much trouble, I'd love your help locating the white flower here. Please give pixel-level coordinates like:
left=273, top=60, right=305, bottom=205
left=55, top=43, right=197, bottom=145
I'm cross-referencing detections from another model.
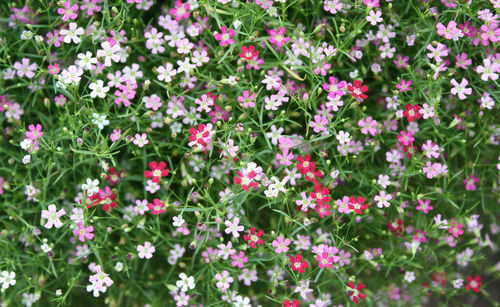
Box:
left=91, top=113, right=109, bottom=130
left=176, top=273, right=195, bottom=292
left=89, top=80, right=110, bottom=99
left=336, top=130, right=351, bottom=144
left=137, top=241, right=156, bottom=259
left=114, top=262, right=124, bottom=272
left=96, top=41, right=121, bottom=67
left=0, top=271, right=16, bottom=290
left=404, top=271, right=415, bottom=283
left=173, top=215, right=185, bottom=227
left=232, top=296, right=251, bottom=307
left=77, top=51, right=97, bottom=70
left=60, top=22, right=84, bottom=44
left=41, top=242, right=52, bottom=253
left=41, top=204, right=66, bottom=229
left=82, top=178, right=100, bottom=195
left=22, top=154, right=31, bottom=164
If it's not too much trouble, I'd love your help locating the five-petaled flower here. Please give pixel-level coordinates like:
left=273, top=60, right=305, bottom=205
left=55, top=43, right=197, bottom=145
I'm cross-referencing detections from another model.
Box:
left=148, top=198, right=166, bottom=215
left=144, top=161, right=170, bottom=183
left=346, top=281, right=367, bottom=304
left=465, top=275, right=482, bottom=293
left=403, top=104, right=421, bottom=122
left=243, top=227, right=265, bottom=248
left=74, top=222, right=94, bottom=242
left=290, top=254, right=308, bottom=273
left=347, top=80, right=368, bottom=99
left=41, top=204, right=65, bottom=229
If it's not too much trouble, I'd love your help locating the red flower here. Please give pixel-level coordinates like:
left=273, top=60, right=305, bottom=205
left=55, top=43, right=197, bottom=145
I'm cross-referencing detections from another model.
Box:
left=239, top=45, right=259, bottom=60
left=347, top=281, right=367, bottom=304
left=105, top=167, right=124, bottom=186
left=403, top=103, right=421, bottom=122
left=85, top=187, right=117, bottom=211
left=466, top=275, right=482, bottom=293
left=144, top=161, right=169, bottom=183
left=290, top=254, right=308, bottom=273
left=243, top=227, right=264, bottom=248
left=387, top=218, right=403, bottom=237
left=148, top=198, right=166, bottom=215
left=234, top=170, right=259, bottom=191
left=348, top=196, right=367, bottom=214
left=310, top=184, right=331, bottom=205
left=304, top=168, right=323, bottom=184
left=448, top=222, right=464, bottom=238
left=432, top=271, right=446, bottom=285
left=347, top=80, right=368, bottom=99
left=283, top=299, right=300, bottom=307
left=297, top=155, right=314, bottom=174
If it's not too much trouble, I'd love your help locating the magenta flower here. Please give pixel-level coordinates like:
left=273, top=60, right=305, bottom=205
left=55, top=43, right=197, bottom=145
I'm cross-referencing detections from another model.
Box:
left=214, top=26, right=235, bottom=46
left=396, top=79, right=412, bottom=92
left=268, top=27, right=290, bottom=48
left=25, top=124, right=43, bottom=140
left=57, top=1, right=79, bottom=22
left=455, top=52, right=472, bottom=69
left=397, top=130, right=414, bottom=146
left=231, top=251, right=248, bottom=268
left=272, top=236, right=291, bottom=254
left=74, top=222, right=94, bottom=242
left=110, top=129, right=121, bottom=142
left=255, top=0, right=273, bottom=9
left=464, top=174, right=480, bottom=191
left=416, top=199, right=434, bottom=214
left=169, top=0, right=190, bottom=21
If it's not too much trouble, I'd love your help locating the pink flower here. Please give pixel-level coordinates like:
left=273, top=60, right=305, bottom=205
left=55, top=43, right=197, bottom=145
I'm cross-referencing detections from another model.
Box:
left=48, top=63, right=60, bottom=75
left=25, top=124, right=43, bottom=140
left=137, top=241, right=156, bottom=259
left=214, top=26, right=235, bottom=46
left=436, top=21, right=463, bottom=40
left=310, top=115, right=328, bottom=133
left=268, top=27, right=290, bottom=48
left=358, top=117, right=378, bottom=136
left=133, top=133, right=149, bottom=148
left=231, top=251, right=248, bottom=268
left=450, top=78, right=472, bottom=100
left=237, top=91, right=256, bottom=108
left=110, top=129, right=121, bottom=142
left=455, top=52, right=472, bottom=69
left=57, top=1, right=78, bottom=22
left=169, top=0, right=190, bottom=21
left=416, top=199, right=434, bottom=214
left=464, top=174, right=480, bottom=191
left=224, top=217, right=244, bottom=238
left=397, top=130, right=414, bottom=146
left=272, top=236, right=291, bottom=253
left=396, top=79, right=412, bottom=92
left=74, top=222, right=94, bottom=242
left=255, top=0, right=274, bottom=9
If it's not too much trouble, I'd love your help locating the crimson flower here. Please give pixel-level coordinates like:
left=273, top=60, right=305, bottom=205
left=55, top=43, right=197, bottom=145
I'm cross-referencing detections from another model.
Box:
left=105, top=167, right=124, bottom=186
left=310, top=184, right=331, bottom=206
left=387, top=218, right=403, bottom=237
left=347, top=80, right=368, bottom=99
left=297, top=155, right=314, bottom=174
left=466, top=275, right=482, bottom=293
left=290, top=254, right=308, bottom=273
left=432, top=271, right=447, bottom=285
left=403, top=103, right=421, bottom=122
left=144, top=161, right=169, bottom=183
left=315, top=203, right=331, bottom=218
left=348, top=196, right=367, bottom=214
left=243, top=227, right=264, bottom=248
left=283, top=299, right=300, bottom=307
left=347, top=281, right=367, bottom=304
left=148, top=198, right=166, bottom=215
left=234, top=170, right=259, bottom=191
left=239, top=45, right=259, bottom=60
